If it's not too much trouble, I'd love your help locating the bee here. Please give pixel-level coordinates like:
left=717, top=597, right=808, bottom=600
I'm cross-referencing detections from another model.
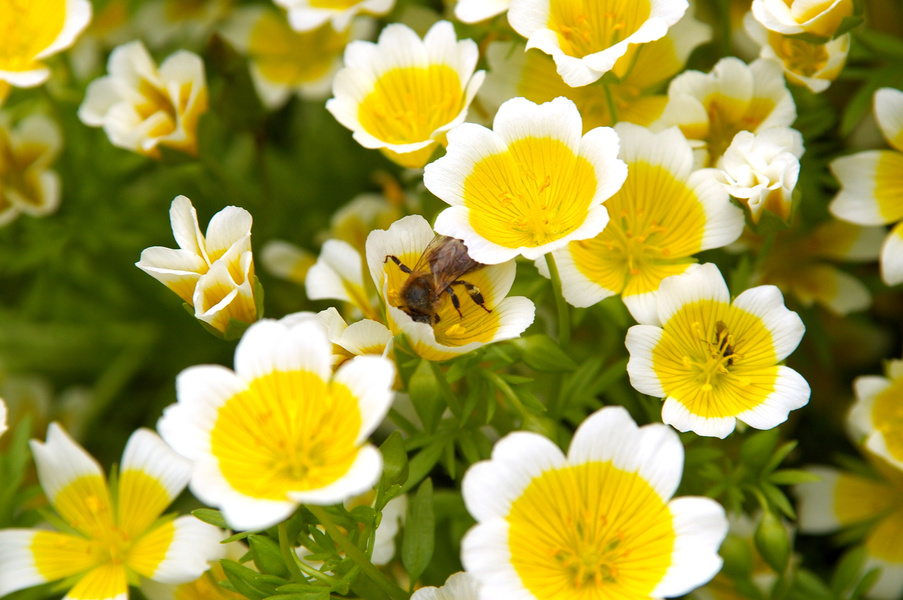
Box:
left=384, top=235, right=492, bottom=325
left=714, top=321, right=735, bottom=366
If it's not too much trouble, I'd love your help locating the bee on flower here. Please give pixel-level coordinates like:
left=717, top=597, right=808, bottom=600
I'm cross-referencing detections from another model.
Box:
left=0, top=424, right=224, bottom=600
left=625, top=263, right=810, bottom=438
left=326, top=21, right=485, bottom=169
left=136, top=195, right=259, bottom=338
left=0, top=114, right=63, bottom=227
left=78, top=40, right=207, bottom=158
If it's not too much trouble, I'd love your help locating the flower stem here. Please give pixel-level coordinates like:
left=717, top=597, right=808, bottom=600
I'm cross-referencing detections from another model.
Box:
left=307, top=506, right=409, bottom=600
left=278, top=522, right=307, bottom=582
left=544, top=253, right=571, bottom=347
left=602, top=82, right=619, bottom=125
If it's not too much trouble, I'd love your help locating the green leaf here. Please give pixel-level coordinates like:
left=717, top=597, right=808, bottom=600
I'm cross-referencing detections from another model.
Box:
left=268, top=591, right=330, bottom=600
left=740, top=430, right=780, bottom=471
left=754, top=510, right=790, bottom=574
left=789, top=568, right=833, bottom=600
left=849, top=566, right=882, bottom=600
left=768, top=469, right=821, bottom=485
left=761, top=482, right=797, bottom=519
left=762, top=441, right=798, bottom=475
left=402, top=439, right=446, bottom=494
left=719, top=533, right=754, bottom=579
left=402, top=478, right=435, bottom=583
left=509, top=334, right=577, bottom=372
left=409, top=359, right=444, bottom=433
left=248, top=535, right=290, bottom=578
left=379, top=432, right=409, bottom=488
left=192, top=508, right=229, bottom=529
left=221, top=559, right=285, bottom=600
left=831, top=546, right=866, bottom=596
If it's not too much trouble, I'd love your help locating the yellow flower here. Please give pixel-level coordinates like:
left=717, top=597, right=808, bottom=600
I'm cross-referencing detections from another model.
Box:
left=848, top=358, right=903, bottom=473
left=541, top=123, right=744, bottom=323
left=480, top=10, right=711, bottom=130
left=0, top=424, right=224, bottom=600
left=425, top=96, right=627, bottom=264
left=136, top=195, right=258, bottom=336
left=220, top=6, right=363, bottom=110
left=365, top=215, right=535, bottom=362
left=751, top=0, right=853, bottom=39
left=507, top=0, right=690, bottom=87
left=625, top=263, right=810, bottom=438
left=78, top=41, right=207, bottom=158
left=274, top=0, right=394, bottom=32
left=743, top=12, right=850, bottom=94
left=461, top=406, right=728, bottom=599
left=157, top=317, right=396, bottom=531
left=830, top=87, right=903, bottom=286
left=0, top=0, right=92, bottom=88
left=655, top=57, right=797, bottom=167
left=0, top=113, right=62, bottom=227
left=326, top=21, right=485, bottom=168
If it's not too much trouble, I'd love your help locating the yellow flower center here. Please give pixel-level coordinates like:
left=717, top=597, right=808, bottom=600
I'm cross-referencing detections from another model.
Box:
left=548, top=0, right=652, bottom=58
left=309, top=0, right=362, bottom=9
left=0, top=0, right=67, bottom=73
left=358, top=65, right=464, bottom=146
left=211, top=370, right=363, bottom=500
left=770, top=33, right=829, bottom=76
left=249, top=15, right=348, bottom=85
left=697, top=93, right=777, bottom=166
left=872, top=376, right=903, bottom=464
left=508, top=461, right=675, bottom=599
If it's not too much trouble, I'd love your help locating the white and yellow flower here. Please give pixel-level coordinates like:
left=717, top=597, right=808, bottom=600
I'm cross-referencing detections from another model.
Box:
left=0, top=397, right=6, bottom=439
left=78, top=40, right=207, bottom=158
left=507, top=0, right=689, bottom=87
left=0, top=424, right=224, bottom=600
left=412, top=572, right=480, bottom=600
left=0, top=0, right=92, bottom=88
left=425, top=96, right=627, bottom=264
left=313, top=307, right=392, bottom=364
left=743, top=12, right=849, bottom=94
left=796, top=464, right=903, bottom=600
left=751, top=0, right=853, bottom=39
left=0, top=113, right=63, bottom=227
left=306, top=239, right=380, bottom=321
left=134, top=0, right=232, bottom=49
left=626, top=263, right=810, bottom=438
left=655, top=57, right=796, bottom=167
left=539, top=123, right=744, bottom=323
left=480, top=11, right=711, bottom=130
left=848, top=358, right=903, bottom=473
left=136, top=195, right=258, bottom=336
left=455, top=0, right=510, bottom=24
left=830, top=87, right=903, bottom=286
left=462, top=405, right=728, bottom=599
left=260, top=239, right=317, bottom=286
left=713, top=126, right=804, bottom=224
left=365, top=215, right=535, bottom=362
left=220, top=6, right=363, bottom=110
left=157, top=317, right=395, bottom=531
left=326, top=21, right=484, bottom=169
left=274, top=0, right=394, bottom=33
left=141, top=542, right=248, bottom=600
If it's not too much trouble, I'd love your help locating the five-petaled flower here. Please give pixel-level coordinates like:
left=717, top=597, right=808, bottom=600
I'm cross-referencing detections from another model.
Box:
left=0, top=424, right=224, bottom=600
left=157, top=317, right=396, bottom=531
left=626, top=263, right=810, bottom=438
left=0, top=114, right=63, bottom=227
left=461, top=405, right=728, bottom=599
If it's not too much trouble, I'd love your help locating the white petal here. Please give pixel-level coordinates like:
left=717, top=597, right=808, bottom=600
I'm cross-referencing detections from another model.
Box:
left=874, top=87, right=903, bottom=151
left=662, top=397, right=737, bottom=438
left=656, top=263, right=730, bottom=326
left=233, top=319, right=332, bottom=383
left=121, top=429, right=191, bottom=502
left=732, top=285, right=804, bottom=361
left=30, top=423, right=105, bottom=507
left=794, top=466, right=842, bottom=533
left=287, top=444, right=382, bottom=505
left=881, top=223, right=903, bottom=286
left=734, top=366, right=811, bottom=430
left=625, top=325, right=666, bottom=396
left=148, top=517, right=225, bottom=583
left=333, top=355, right=395, bottom=444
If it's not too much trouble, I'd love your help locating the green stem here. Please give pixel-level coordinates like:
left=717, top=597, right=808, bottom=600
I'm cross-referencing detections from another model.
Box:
left=602, top=82, right=619, bottom=125
left=544, top=253, right=571, bottom=347
left=278, top=522, right=313, bottom=582
left=481, top=369, right=529, bottom=420
left=429, top=361, right=462, bottom=416
left=307, top=506, right=409, bottom=600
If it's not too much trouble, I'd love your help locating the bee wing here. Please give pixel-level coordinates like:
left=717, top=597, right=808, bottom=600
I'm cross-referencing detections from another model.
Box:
left=423, top=235, right=484, bottom=292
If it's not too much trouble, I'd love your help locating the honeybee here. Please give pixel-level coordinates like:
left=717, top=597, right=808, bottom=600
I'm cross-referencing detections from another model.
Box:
left=384, top=235, right=492, bottom=325
left=714, top=321, right=735, bottom=366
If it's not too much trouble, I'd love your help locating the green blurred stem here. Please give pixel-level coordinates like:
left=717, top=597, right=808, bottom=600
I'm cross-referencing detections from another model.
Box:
left=307, top=506, right=409, bottom=600
left=430, top=361, right=462, bottom=416
left=544, top=253, right=571, bottom=347
left=278, top=522, right=308, bottom=582
left=602, top=82, right=619, bottom=124
left=481, top=368, right=529, bottom=420
left=718, top=0, right=733, bottom=56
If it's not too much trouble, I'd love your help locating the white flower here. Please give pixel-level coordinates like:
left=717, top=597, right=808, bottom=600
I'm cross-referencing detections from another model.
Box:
left=0, top=114, right=62, bottom=227
left=714, top=126, right=804, bottom=223
left=751, top=0, right=854, bottom=38
left=412, top=572, right=481, bottom=600
left=274, top=0, right=394, bottom=32
left=847, top=358, right=903, bottom=473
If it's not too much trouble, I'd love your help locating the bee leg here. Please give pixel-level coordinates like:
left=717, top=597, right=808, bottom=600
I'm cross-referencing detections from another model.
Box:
left=452, top=280, right=492, bottom=314
left=445, top=286, right=465, bottom=319
left=384, top=255, right=412, bottom=274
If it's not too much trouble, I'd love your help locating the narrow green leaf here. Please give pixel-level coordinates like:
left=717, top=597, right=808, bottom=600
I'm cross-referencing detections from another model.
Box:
left=192, top=509, right=229, bottom=529
left=509, top=334, right=577, bottom=372
left=409, top=359, right=443, bottom=433
left=754, top=510, right=790, bottom=574
left=740, top=430, right=780, bottom=471
left=831, top=547, right=866, bottom=595
left=379, top=432, right=409, bottom=488
left=248, top=535, right=290, bottom=578
left=768, top=469, right=821, bottom=485
left=402, top=479, right=435, bottom=583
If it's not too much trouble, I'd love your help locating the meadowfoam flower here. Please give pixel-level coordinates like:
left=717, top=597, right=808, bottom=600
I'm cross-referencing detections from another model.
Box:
left=220, top=7, right=363, bottom=110
left=141, top=542, right=247, bottom=600
left=274, top=0, right=394, bottom=33
left=326, top=21, right=485, bottom=169
left=78, top=40, right=207, bottom=158
left=462, top=405, right=728, bottom=599
left=796, top=464, right=903, bottom=600
left=425, top=96, right=627, bottom=264
left=134, top=0, right=232, bottom=49
left=0, top=424, right=224, bottom=600
left=507, top=0, right=689, bottom=87
left=749, top=219, right=884, bottom=315
left=743, top=12, right=849, bottom=94
left=713, top=126, right=804, bottom=224
left=0, top=113, right=63, bottom=227
left=366, top=215, right=535, bottom=362
left=157, top=317, right=395, bottom=531
left=0, top=0, right=92, bottom=88
left=306, top=239, right=380, bottom=321
left=538, top=123, right=744, bottom=323
left=136, top=195, right=258, bottom=337
left=625, top=263, right=810, bottom=438
left=751, top=0, right=853, bottom=39
left=455, top=0, right=510, bottom=23
left=848, top=358, right=903, bottom=473
left=480, top=11, right=711, bottom=130
left=829, top=87, right=903, bottom=286
left=412, top=572, right=480, bottom=600
left=655, top=57, right=796, bottom=167
left=260, top=240, right=317, bottom=286
left=314, top=307, right=392, bottom=364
